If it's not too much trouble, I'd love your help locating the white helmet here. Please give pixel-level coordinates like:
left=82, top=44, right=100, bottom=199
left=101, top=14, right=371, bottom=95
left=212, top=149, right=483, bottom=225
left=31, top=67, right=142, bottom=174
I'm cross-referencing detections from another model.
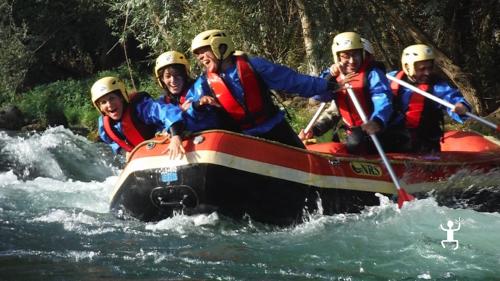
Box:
left=401, top=44, right=435, bottom=77
left=191, top=29, right=235, bottom=60
left=331, top=32, right=364, bottom=64
left=90, top=76, right=128, bottom=113
left=154, top=51, right=190, bottom=88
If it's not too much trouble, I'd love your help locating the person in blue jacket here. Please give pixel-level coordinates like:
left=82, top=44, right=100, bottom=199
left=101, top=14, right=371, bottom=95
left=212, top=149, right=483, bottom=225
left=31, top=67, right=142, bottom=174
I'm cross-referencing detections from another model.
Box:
left=184, top=29, right=338, bottom=148
left=90, top=76, right=185, bottom=159
left=311, top=32, right=399, bottom=154
left=299, top=37, right=383, bottom=145
left=388, top=44, right=470, bottom=153
left=154, top=50, right=220, bottom=133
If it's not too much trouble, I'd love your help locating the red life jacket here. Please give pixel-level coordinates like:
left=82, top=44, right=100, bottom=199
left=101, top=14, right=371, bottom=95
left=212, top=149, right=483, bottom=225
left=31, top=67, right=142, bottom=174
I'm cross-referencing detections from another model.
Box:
left=335, top=61, right=373, bottom=127
left=390, top=71, right=430, bottom=129
left=103, top=92, right=158, bottom=152
left=206, top=55, right=272, bottom=129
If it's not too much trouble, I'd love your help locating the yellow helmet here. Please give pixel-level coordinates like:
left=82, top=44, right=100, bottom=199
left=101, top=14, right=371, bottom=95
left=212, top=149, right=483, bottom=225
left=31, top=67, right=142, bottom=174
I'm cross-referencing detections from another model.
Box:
left=331, top=32, right=364, bottom=64
left=90, top=76, right=128, bottom=112
left=191, top=29, right=235, bottom=60
left=401, top=44, right=435, bottom=77
left=154, top=51, right=190, bottom=88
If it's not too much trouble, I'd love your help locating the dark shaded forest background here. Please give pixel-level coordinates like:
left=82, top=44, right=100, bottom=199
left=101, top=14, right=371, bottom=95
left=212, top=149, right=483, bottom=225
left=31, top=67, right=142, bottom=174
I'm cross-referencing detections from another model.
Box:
left=1, top=0, right=498, bottom=132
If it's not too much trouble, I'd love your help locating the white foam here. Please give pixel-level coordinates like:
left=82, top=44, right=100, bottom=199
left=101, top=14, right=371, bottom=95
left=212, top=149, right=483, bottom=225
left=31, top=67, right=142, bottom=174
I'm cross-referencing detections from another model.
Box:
left=2, top=129, right=66, bottom=180
left=66, top=250, right=100, bottom=262
left=1, top=126, right=118, bottom=181
left=122, top=248, right=173, bottom=264
left=33, top=209, right=98, bottom=225
left=417, top=272, right=432, bottom=279
left=31, top=209, right=118, bottom=236
left=145, top=212, right=219, bottom=233
left=0, top=170, right=19, bottom=186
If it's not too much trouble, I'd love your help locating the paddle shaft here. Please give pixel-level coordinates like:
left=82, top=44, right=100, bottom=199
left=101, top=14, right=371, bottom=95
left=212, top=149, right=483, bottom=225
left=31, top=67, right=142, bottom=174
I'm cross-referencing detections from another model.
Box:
left=343, top=82, right=404, bottom=191
left=304, top=102, right=327, bottom=134
left=386, top=74, right=500, bottom=132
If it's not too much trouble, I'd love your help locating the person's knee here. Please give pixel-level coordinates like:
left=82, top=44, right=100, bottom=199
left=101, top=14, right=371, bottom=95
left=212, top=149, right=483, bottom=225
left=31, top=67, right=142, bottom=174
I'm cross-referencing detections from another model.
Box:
left=381, top=129, right=411, bottom=153
left=346, top=130, right=365, bottom=154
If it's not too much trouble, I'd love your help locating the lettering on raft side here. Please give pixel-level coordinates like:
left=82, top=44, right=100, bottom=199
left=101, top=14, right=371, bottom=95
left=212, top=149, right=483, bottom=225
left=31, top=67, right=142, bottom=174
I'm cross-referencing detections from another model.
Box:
left=350, top=161, right=382, bottom=177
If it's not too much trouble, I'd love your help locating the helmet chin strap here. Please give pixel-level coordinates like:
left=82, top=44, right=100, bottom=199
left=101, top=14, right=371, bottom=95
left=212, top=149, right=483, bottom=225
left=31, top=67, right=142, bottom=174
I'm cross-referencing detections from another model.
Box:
left=215, top=44, right=228, bottom=74
left=403, top=64, right=416, bottom=82
left=216, top=59, right=223, bottom=74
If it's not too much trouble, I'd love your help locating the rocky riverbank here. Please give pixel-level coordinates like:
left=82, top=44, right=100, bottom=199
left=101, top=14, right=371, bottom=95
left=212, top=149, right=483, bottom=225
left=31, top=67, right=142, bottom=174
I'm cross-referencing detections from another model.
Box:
left=0, top=104, right=91, bottom=137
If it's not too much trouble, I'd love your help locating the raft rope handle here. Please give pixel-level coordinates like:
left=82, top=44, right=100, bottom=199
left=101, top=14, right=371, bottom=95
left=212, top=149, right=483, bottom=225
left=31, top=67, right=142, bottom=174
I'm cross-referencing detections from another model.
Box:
left=126, top=133, right=171, bottom=163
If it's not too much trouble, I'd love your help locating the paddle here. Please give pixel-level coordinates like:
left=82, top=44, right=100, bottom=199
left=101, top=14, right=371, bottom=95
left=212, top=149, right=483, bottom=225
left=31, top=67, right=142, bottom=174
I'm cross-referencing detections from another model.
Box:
left=304, top=102, right=327, bottom=134
left=342, top=75, right=414, bottom=208
left=386, top=74, right=500, bottom=133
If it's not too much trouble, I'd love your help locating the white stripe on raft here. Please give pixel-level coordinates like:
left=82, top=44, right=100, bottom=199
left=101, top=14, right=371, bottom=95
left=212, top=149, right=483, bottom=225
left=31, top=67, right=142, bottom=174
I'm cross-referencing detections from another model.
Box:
left=109, top=150, right=403, bottom=202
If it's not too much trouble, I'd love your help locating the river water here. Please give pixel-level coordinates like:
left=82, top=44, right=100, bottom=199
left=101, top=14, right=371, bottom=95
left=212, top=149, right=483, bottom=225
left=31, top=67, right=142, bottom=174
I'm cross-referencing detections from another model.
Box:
left=1, top=126, right=499, bottom=280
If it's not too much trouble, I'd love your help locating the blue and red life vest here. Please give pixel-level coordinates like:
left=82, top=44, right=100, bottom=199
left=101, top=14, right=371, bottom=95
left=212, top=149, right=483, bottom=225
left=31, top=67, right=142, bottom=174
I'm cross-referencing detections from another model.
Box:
left=205, top=55, right=277, bottom=129
left=390, top=70, right=445, bottom=149
left=390, top=71, right=434, bottom=129
left=335, top=61, right=374, bottom=128
left=163, top=89, right=188, bottom=106
left=103, top=92, right=158, bottom=152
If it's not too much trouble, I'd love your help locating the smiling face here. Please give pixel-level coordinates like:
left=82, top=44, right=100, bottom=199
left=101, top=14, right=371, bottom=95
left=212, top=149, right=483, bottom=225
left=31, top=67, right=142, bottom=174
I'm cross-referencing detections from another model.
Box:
left=410, top=60, right=434, bottom=84
left=160, top=65, right=186, bottom=95
left=96, top=92, right=124, bottom=120
left=193, top=46, right=219, bottom=73
left=338, top=49, right=363, bottom=74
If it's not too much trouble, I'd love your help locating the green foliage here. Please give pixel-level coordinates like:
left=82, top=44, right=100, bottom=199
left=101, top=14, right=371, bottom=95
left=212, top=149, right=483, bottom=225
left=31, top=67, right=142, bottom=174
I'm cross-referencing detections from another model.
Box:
left=0, top=1, right=32, bottom=100
left=13, top=76, right=94, bottom=123
left=15, top=88, right=61, bottom=127
left=107, top=1, right=190, bottom=52
left=286, top=104, right=311, bottom=134
left=106, top=0, right=310, bottom=72
left=64, top=104, right=96, bottom=126
left=2, top=0, right=498, bottom=139
left=285, top=102, right=344, bottom=143
left=5, top=0, right=118, bottom=93
left=10, top=63, right=159, bottom=131
left=80, top=107, right=101, bottom=131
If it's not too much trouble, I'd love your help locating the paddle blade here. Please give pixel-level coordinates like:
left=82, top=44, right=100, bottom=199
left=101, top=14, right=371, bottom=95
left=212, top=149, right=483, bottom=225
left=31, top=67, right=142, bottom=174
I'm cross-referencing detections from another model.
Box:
left=397, top=189, right=415, bottom=208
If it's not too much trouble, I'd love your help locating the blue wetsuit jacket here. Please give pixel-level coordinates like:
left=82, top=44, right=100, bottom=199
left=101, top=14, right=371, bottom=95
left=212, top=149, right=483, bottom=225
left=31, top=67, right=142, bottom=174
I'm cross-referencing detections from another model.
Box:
left=185, top=55, right=331, bottom=136
left=314, top=66, right=394, bottom=128
left=156, top=93, right=220, bottom=134
left=387, top=70, right=471, bottom=126
left=98, top=94, right=183, bottom=154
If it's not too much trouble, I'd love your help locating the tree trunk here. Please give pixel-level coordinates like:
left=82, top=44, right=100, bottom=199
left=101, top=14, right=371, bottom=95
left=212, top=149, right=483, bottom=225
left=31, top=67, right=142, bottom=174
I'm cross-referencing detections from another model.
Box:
left=374, top=1, right=485, bottom=115
left=294, top=0, right=320, bottom=75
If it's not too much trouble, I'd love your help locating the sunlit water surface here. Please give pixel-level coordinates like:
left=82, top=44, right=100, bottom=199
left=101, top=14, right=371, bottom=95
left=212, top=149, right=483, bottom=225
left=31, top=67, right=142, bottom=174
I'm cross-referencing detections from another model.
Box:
left=1, top=127, right=499, bottom=280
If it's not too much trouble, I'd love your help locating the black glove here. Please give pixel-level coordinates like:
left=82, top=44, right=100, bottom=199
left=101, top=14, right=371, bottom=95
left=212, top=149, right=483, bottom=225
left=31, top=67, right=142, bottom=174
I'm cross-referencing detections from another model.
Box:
left=192, top=100, right=202, bottom=111
left=169, top=121, right=185, bottom=136
left=327, top=81, right=339, bottom=92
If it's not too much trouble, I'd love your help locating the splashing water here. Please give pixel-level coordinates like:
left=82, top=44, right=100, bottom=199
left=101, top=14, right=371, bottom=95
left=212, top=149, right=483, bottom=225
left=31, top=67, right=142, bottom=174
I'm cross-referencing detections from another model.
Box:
left=0, top=127, right=119, bottom=181
left=0, top=127, right=499, bottom=280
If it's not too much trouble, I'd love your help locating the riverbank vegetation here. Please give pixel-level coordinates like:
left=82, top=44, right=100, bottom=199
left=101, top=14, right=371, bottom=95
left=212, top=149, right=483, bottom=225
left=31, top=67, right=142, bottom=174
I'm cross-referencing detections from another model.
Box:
left=1, top=0, right=498, bottom=138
